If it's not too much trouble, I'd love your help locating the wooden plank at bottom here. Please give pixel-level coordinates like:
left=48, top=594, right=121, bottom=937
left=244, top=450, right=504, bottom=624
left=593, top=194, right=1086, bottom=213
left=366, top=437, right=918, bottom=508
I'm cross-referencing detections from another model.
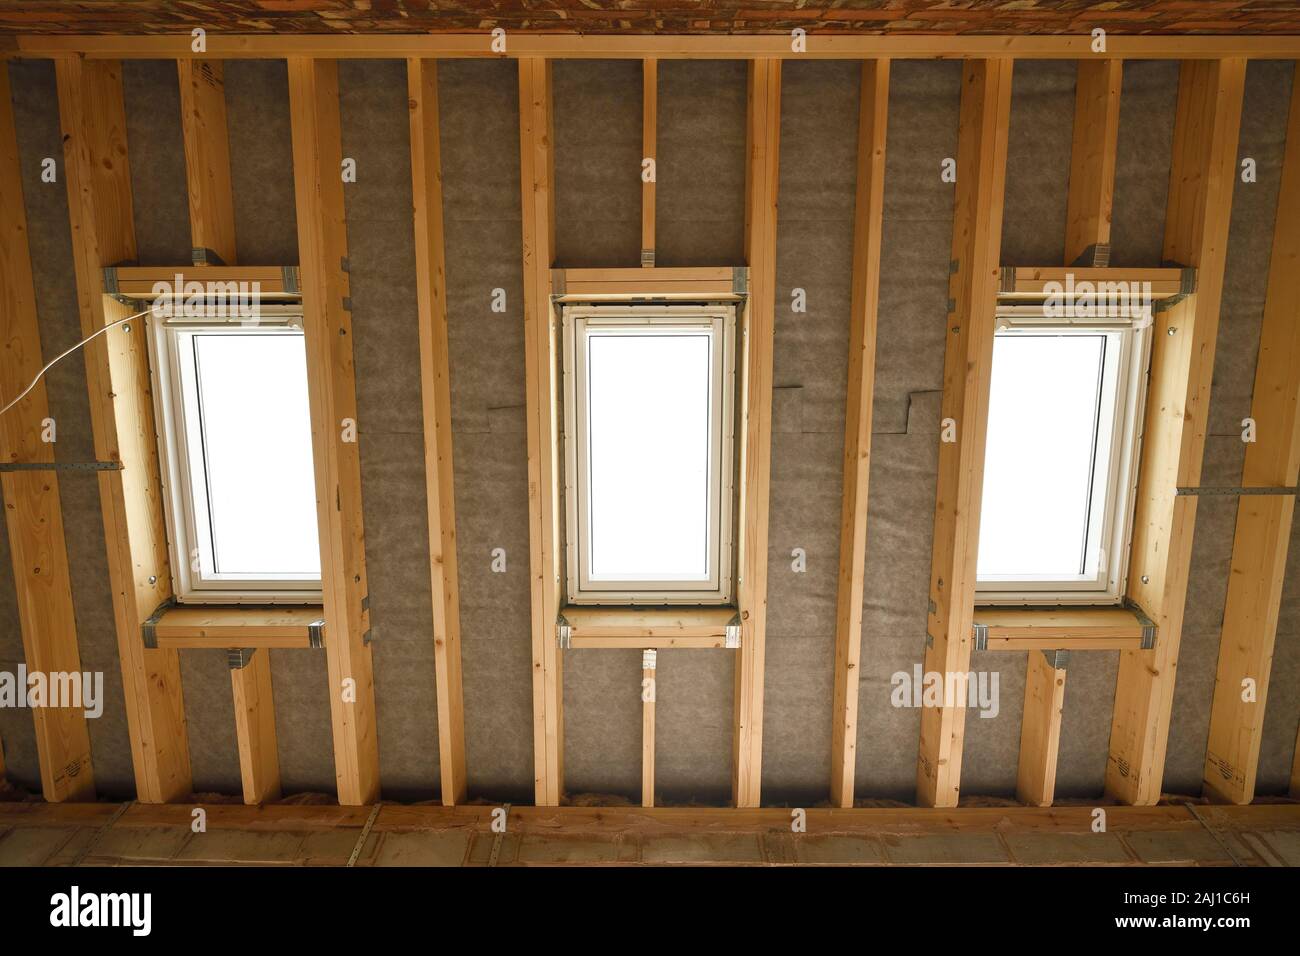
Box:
left=1016, top=652, right=1067, bottom=807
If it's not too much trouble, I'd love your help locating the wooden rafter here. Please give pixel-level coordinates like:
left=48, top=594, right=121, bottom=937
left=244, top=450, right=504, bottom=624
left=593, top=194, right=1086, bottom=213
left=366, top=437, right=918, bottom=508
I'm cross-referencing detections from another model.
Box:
left=519, top=56, right=564, bottom=807
left=641, top=57, right=656, bottom=267
left=733, top=57, right=780, bottom=809
left=56, top=57, right=192, bottom=804
left=642, top=649, right=656, bottom=808
left=1017, top=651, right=1067, bottom=807
left=916, top=58, right=1013, bottom=809
left=16, top=34, right=1300, bottom=61
left=1202, top=63, right=1300, bottom=806
left=0, top=64, right=95, bottom=802
left=1064, top=59, right=1122, bottom=266
left=230, top=650, right=280, bottom=805
left=1106, top=59, right=1246, bottom=807
left=408, top=58, right=468, bottom=806
left=177, top=59, right=237, bottom=265
left=287, top=56, right=379, bottom=805
left=830, top=59, right=889, bottom=809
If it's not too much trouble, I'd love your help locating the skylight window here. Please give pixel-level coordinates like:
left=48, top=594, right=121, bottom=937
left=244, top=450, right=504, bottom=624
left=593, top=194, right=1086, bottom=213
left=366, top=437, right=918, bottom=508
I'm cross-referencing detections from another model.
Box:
left=562, top=304, right=735, bottom=604
left=976, top=313, right=1149, bottom=605
left=151, top=311, right=321, bottom=602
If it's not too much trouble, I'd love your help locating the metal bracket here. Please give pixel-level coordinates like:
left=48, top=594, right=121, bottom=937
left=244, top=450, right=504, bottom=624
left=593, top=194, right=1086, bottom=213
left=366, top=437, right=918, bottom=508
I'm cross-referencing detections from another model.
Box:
left=640, top=248, right=655, bottom=268
left=0, top=461, right=123, bottom=473
left=102, top=267, right=119, bottom=294
left=191, top=246, right=226, bottom=267
left=1041, top=648, right=1069, bottom=670
left=551, top=269, right=567, bottom=296
left=1124, top=599, right=1157, bottom=650
left=997, top=265, right=1014, bottom=292
left=925, top=631, right=936, bottom=650
left=1153, top=267, right=1197, bottom=314
left=927, top=598, right=937, bottom=615
left=308, top=619, right=325, bottom=649
left=141, top=597, right=177, bottom=649
left=642, top=648, right=657, bottom=670
left=1069, top=242, right=1111, bottom=268
left=731, top=267, right=749, bottom=296
left=556, top=614, right=572, bottom=649
left=1177, top=486, right=1296, bottom=497
left=227, top=647, right=256, bottom=670
left=282, top=266, right=301, bottom=295
left=971, top=623, right=989, bottom=651
left=724, top=614, right=741, bottom=649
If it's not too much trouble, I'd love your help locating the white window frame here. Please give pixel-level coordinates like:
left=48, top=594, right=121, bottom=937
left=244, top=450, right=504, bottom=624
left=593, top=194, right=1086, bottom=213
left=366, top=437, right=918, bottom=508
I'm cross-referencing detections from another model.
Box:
left=975, top=306, right=1152, bottom=606
left=561, top=303, right=736, bottom=606
left=148, top=305, right=322, bottom=604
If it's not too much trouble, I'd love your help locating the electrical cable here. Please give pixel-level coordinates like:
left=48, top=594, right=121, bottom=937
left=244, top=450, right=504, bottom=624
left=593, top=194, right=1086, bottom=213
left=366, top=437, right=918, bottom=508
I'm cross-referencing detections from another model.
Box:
left=0, top=305, right=155, bottom=420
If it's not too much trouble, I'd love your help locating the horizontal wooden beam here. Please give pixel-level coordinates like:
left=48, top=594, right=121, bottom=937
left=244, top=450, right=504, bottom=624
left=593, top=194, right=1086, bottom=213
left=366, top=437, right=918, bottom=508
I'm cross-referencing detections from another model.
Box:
left=149, top=606, right=324, bottom=650
left=997, top=266, right=1190, bottom=301
left=108, top=265, right=297, bottom=297
left=14, top=34, right=1300, bottom=60
left=972, top=607, right=1153, bottom=651
left=554, top=266, right=741, bottom=299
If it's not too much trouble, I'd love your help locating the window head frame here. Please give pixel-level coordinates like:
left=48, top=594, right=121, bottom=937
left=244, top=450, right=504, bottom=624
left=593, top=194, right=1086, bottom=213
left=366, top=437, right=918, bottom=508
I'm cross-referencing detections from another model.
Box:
left=561, top=302, right=737, bottom=606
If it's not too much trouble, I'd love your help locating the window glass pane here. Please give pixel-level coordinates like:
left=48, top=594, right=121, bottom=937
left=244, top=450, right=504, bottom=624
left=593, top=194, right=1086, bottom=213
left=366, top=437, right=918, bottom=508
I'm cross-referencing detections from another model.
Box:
left=191, top=332, right=320, bottom=578
left=586, top=331, right=711, bottom=581
left=977, top=333, right=1106, bottom=580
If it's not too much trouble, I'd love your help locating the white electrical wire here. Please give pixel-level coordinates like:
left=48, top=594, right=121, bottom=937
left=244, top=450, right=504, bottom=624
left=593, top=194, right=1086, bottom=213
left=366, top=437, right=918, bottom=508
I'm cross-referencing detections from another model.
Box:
left=0, top=305, right=155, bottom=420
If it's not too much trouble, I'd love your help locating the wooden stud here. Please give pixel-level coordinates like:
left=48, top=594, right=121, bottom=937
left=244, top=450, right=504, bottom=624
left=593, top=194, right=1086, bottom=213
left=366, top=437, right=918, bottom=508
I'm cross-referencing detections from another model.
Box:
left=916, top=58, right=1013, bottom=809
left=0, top=64, right=95, bottom=802
left=1106, top=59, right=1246, bottom=806
left=230, top=650, right=281, bottom=805
left=177, top=59, right=237, bottom=265
left=17, top=34, right=1300, bottom=61
left=408, top=58, right=468, bottom=806
left=1064, top=60, right=1122, bottom=266
left=287, top=57, right=379, bottom=806
left=733, top=58, right=781, bottom=809
left=1202, top=64, right=1300, bottom=806
left=641, top=58, right=657, bottom=267
left=519, top=57, right=564, bottom=806
left=642, top=648, right=656, bottom=808
left=1017, top=651, right=1067, bottom=807
left=831, top=60, right=889, bottom=809
left=56, top=57, right=191, bottom=804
